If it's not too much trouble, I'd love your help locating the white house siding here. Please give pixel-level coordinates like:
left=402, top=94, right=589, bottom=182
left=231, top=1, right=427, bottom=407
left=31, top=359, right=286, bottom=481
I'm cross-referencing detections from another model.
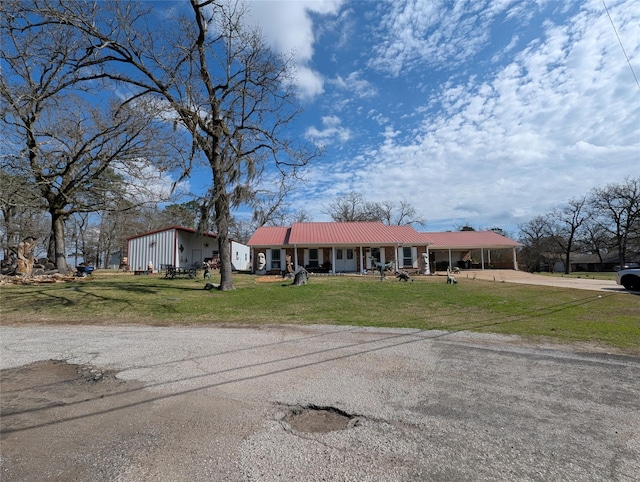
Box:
left=174, top=232, right=220, bottom=268
left=231, top=241, right=251, bottom=271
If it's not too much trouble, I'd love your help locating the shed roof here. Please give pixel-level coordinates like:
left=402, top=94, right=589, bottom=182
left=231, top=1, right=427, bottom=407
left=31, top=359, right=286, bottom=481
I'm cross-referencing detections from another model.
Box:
left=126, top=225, right=218, bottom=241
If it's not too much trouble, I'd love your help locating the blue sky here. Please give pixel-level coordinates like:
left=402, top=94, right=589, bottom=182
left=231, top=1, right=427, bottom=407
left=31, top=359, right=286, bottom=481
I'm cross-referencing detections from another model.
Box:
left=181, top=0, right=639, bottom=235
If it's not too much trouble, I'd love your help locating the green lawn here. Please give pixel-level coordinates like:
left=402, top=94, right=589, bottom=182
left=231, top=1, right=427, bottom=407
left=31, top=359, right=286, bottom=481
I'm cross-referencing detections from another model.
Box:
left=1, top=271, right=638, bottom=354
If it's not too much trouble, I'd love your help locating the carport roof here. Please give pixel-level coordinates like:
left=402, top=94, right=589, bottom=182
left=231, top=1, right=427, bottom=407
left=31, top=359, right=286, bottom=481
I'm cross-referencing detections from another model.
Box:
left=424, top=231, right=522, bottom=249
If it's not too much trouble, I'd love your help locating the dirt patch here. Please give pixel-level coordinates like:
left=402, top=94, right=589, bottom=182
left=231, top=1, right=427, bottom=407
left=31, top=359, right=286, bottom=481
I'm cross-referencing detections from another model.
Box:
left=254, top=275, right=286, bottom=283
left=285, top=405, right=360, bottom=433
left=1, top=360, right=136, bottom=438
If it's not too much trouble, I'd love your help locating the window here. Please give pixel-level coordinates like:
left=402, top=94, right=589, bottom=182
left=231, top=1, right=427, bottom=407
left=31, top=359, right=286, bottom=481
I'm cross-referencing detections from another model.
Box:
left=271, top=249, right=281, bottom=269
left=336, top=249, right=343, bottom=260
left=346, top=249, right=354, bottom=260
left=371, top=248, right=380, bottom=262
left=403, top=247, right=412, bottom=267
left=309, top=249, right=319, bottom=267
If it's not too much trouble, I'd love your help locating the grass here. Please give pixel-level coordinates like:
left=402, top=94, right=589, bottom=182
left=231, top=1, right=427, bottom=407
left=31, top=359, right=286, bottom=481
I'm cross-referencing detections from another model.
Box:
left=1, top=271, right=639, bottom=354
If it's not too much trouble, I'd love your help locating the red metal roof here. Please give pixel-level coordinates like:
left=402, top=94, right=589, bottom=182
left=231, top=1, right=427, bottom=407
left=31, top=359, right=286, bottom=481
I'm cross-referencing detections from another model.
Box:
left=290, top=222, right=433, bottom=245
left=248, top=223, right=521, bottom=249
left=423, top=231, right=521, bottom=248
left=246, top=226, right=291, bottom=246
left=248, top=222, right=432, bottom=246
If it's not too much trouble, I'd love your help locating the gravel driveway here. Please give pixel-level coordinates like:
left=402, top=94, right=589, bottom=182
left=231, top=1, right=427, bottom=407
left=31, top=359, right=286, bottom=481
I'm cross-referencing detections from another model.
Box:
left=2, top=324, right=638, bottom=481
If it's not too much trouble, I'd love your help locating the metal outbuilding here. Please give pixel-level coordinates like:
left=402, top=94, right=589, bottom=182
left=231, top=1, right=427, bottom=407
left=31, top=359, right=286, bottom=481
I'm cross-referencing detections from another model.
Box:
left=126, top=226, right=250, bottom=273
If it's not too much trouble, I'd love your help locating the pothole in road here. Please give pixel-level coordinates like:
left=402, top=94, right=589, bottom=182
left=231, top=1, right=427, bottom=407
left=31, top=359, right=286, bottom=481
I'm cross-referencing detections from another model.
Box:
left=285, top=405, right=360, bottom=433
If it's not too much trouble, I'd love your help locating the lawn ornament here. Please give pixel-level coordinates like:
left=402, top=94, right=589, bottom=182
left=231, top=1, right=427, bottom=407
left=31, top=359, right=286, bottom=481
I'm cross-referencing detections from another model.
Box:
left=370, top=257, right=395, bottom=280
left=256, top=252, right=266, bottom=274
left=419, top=253, right=430, bottom=275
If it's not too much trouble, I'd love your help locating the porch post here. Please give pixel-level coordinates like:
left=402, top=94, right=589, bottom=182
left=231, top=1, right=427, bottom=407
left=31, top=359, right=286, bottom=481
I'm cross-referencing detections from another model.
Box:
left=332, top=246, right=336, bottom=274
left=513, top=247, right=518, bottom=270
left=294, top=245, right=299, bottom=270
left=448, top=249, right=452, bottom=270
left=481, top=248, right=485, bottom=269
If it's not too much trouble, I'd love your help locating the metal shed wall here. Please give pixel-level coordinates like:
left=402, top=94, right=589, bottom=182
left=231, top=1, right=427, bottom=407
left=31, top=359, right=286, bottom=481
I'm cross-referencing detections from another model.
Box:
left=128, top=229, right=177, bottom=272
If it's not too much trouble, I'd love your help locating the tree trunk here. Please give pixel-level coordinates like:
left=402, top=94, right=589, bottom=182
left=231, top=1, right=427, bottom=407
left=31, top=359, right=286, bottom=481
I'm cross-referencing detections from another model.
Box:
left=50, top=211, right=70, bottom=273
left=212, top=155, right=234, bottom=291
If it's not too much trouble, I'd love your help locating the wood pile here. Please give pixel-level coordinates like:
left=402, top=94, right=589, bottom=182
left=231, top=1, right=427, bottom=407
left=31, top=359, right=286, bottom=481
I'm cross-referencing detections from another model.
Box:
left=0, top=273, right=77, bottom=285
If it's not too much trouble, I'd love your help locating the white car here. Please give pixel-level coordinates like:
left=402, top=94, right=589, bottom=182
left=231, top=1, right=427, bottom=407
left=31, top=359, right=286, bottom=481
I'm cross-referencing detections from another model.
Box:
left=616, top=268, right=640, bottom=291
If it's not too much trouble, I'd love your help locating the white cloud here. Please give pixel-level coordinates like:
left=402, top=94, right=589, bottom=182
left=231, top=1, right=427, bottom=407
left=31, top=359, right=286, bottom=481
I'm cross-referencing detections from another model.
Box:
left=303, top=0, right=639, bottom=231
left=368, top=0, right=529, bottom=76
left=245, top=0, right=345, bottom=100
left=305, top=115, right=352, bottom=145
left=328, top=71, right=378, bottom=98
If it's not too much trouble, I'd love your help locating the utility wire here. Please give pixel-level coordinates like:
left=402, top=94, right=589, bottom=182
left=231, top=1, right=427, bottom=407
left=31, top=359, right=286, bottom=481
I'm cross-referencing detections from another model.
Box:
left=602, top=0, right=640, bottom=90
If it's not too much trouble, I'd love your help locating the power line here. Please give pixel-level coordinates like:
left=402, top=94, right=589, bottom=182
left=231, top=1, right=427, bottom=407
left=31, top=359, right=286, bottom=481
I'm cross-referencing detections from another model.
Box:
left=602, top=0, right=640, bottom=90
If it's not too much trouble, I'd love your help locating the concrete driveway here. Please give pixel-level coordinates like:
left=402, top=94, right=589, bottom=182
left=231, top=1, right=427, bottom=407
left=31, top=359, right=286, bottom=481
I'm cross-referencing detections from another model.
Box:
left=449, top=269, right=628, bottom=292
left=1, top=324, right=638, bottom=481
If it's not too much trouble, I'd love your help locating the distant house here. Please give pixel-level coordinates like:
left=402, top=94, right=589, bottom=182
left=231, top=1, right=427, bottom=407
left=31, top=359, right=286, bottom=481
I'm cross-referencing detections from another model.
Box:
left=247, top=222, right=521, bottom=274
left=569, top=251, right=640, bottom=272
left=126, top=226, right=250, bottom=273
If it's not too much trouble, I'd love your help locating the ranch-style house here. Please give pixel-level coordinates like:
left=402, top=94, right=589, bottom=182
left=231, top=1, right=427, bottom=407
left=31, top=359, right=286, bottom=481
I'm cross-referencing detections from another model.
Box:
left=247, top=222, right=521, bottom=275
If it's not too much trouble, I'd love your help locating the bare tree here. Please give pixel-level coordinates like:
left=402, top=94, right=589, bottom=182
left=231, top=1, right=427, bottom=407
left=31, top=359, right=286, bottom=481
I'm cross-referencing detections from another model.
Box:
left=392, top=201, right=426, bottom=227
left=590, top=177, right=640, bottom=268
left=326, top=192, right=425, bottom=226
left=48, top=0, right=316, bottom=289
left=546, top=196, right=589, bottom=274
left=326, top=192, right=373, bottom=222
left=251, top=180, right=292, bottom=228
left=518, top=215, right=558, bottom=272
left=1, top=3, right=179, bottom=272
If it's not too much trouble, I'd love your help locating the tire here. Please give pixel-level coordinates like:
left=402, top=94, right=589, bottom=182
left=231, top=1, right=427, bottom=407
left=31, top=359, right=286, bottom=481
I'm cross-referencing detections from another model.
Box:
left=621, top=275, right=640, bottom=291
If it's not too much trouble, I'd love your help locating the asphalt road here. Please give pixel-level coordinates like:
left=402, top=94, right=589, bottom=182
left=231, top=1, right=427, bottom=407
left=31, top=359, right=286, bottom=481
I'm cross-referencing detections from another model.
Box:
left=1, top=324, right=638, bottom=481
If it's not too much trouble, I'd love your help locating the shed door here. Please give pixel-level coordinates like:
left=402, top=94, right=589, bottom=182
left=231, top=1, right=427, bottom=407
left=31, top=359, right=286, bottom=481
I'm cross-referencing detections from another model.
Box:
left=192, top=249, right=202, bottom=267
